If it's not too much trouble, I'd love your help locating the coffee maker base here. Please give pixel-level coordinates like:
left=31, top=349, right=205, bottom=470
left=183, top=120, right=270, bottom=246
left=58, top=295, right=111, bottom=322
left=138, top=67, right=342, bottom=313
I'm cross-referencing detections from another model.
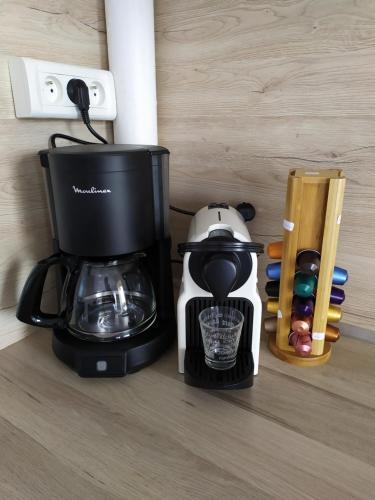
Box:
left=52, top=320, right=175, bottom=377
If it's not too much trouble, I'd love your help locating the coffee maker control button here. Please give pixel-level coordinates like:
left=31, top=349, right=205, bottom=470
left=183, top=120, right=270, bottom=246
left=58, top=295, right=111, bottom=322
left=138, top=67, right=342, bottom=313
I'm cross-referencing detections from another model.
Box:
left=96, top=360, right=108, bottom=372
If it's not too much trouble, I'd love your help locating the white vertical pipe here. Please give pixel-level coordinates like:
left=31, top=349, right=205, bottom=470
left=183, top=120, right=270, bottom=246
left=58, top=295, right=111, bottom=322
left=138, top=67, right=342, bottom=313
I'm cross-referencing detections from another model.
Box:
left=105, top=0, right=158, bottom=145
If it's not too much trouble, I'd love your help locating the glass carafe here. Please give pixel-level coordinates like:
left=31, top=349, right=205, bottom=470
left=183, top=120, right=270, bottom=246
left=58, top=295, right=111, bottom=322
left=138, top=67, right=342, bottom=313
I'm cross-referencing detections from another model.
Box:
left=68, top=254, right=156, bottom=341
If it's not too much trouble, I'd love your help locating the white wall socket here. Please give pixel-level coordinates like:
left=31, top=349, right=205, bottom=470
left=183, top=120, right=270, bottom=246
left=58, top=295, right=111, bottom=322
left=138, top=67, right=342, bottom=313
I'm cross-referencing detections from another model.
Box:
left=9, top=57, right=117, bottom=121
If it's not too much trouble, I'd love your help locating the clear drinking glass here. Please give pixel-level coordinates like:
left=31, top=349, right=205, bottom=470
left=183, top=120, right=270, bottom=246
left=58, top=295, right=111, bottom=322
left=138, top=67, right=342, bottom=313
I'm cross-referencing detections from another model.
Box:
left=199, top=306, right=244, bottom=370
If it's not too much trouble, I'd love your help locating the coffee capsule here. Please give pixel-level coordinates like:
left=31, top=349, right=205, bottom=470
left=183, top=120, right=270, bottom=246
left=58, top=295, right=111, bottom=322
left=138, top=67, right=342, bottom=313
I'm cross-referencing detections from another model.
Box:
left=266, top=262, right=281, bottom=280
left=289, top=332, right=312, bottom=357
left=294, top=272, right=317, bottom=298
left=264, top=316, right=278, bottom=334
left=327, top=305, right=342, bottom=322
left=289, top=331, right=297, bottom=346
left=325, top=324, right=341, bottom=342
left=267, top=241, right=283, bottom=259
left=332, top=266, right=348, bottom=286
left=266, top=298, right=279, bottom=314
left=296, top=249, right=320, bottom=275
left=293, top=296, right=314, bottom=316
left=330, top=286, right=345, bottom=305
left=294, top=248, right=348, bottom=286
left=291, top=313, right=312, bottom=335
left=265, top=280, right=280, bottom=297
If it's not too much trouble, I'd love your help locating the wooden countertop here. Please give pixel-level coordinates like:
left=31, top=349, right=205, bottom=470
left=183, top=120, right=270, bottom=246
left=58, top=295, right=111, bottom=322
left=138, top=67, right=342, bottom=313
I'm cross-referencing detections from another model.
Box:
left=0, top=331, right=374, bottom=500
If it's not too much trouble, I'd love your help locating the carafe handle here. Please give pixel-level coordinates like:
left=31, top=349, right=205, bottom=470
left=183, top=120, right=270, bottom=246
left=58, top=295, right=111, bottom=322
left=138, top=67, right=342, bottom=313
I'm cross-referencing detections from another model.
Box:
left=16, top=253, right=66, bottom=329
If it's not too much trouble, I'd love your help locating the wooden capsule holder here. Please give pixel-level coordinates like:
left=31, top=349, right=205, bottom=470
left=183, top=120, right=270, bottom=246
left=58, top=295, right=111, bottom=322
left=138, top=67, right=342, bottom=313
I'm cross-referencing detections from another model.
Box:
left=268, top=169, right=346, bottom=367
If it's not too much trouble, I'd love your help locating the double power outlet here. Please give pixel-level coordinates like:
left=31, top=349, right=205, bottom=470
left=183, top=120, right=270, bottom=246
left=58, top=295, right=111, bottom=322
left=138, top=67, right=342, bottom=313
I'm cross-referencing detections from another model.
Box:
left=9, top=57, right=116, bottom=121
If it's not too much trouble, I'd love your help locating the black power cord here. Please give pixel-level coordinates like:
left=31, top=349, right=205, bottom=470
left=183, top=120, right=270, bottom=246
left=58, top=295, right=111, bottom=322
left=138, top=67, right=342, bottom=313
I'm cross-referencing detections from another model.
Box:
left=49, top=79, right=108, bottom=148
left=170, top=205, right=195, bottom=216
left=49, top=134, right=92, bottom=149
left=67, top=79, right=107, bottom=144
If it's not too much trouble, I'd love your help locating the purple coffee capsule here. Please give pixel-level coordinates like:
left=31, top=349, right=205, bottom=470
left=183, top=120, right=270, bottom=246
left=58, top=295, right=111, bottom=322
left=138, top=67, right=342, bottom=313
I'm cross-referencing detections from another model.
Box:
left=293, top=296, right=314, bottom=316
left=330, top=286, right=345, bottom=305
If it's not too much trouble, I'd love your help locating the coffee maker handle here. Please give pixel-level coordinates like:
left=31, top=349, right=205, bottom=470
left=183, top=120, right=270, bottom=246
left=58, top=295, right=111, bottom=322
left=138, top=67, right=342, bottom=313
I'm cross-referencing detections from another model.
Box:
left=16, top=254, right=66, bottom=329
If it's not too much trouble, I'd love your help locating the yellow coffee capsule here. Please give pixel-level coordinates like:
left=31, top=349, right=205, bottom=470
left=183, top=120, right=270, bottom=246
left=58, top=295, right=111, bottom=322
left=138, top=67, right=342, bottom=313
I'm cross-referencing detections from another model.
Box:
left=267, top=241, right=283, bottom=259
left=264, top=316, right=277, bottom=334
left=327, top=305, right=342, bottom=322
left=266, top=298, right=279, bottom=314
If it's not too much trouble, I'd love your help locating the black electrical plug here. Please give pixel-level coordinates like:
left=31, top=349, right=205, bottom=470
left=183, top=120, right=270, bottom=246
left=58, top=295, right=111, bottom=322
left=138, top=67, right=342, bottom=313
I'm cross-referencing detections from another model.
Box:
left=67, top=78, right=90, bottom=124
left=66, top=78, right=107, bottom=144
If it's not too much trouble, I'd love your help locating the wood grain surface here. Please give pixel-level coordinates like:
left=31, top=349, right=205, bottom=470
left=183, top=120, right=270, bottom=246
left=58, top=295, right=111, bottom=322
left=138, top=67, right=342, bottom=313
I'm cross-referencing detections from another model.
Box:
left=155, top=0, right=375, bottom=331
left=0, top=0, right=112, bottom=349
left=0, top=331, right=374, bottom=499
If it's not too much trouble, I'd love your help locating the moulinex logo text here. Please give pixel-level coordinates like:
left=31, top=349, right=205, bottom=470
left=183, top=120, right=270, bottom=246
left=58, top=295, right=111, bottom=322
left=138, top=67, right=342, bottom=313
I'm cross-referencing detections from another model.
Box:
left=72, top=186, right=111, bottom=194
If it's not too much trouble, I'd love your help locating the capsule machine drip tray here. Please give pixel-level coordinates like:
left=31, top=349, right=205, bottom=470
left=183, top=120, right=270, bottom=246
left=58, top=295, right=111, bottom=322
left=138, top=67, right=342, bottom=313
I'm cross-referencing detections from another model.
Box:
left=184, top=297, right=254, bottom=389
left=184, top=350, right=254, bottom=389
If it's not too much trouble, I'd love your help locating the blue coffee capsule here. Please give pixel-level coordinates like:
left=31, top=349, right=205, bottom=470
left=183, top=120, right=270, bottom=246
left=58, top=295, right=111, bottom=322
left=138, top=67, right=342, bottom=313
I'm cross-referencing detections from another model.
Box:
left=332, top=266, right=348, bottom=286
left=266, top=262, right=281, bottom=280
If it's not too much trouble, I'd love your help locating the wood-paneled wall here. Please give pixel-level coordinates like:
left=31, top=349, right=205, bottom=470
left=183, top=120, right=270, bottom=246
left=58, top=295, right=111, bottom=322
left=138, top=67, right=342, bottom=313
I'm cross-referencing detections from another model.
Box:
left=155, top=0, right=375, bottom=331
left=0, top=0, right=111, bottom=348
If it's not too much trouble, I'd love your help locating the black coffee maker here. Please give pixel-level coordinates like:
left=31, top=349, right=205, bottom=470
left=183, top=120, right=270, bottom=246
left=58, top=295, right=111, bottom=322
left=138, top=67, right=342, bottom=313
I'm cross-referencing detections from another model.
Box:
left=17, top=144, right=175, bottom=377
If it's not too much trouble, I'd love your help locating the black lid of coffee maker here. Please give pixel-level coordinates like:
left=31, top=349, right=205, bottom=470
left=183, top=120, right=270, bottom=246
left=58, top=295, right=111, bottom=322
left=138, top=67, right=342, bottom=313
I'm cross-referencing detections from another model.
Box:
left=46, top=144, right=169, bottom=154
left=40, top=144, right=170, bottom=257
left=41, top=144, right=169, bottom=171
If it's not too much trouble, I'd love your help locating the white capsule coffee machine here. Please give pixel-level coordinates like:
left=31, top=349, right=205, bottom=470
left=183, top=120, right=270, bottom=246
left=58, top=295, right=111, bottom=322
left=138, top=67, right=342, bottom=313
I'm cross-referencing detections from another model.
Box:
left=177, top=203, right=263, bottom=389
